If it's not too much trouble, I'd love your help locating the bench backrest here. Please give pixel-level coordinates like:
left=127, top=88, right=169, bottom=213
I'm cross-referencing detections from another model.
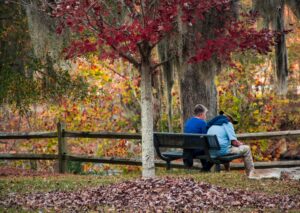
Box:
left=153, top=132, right=220, bottom=150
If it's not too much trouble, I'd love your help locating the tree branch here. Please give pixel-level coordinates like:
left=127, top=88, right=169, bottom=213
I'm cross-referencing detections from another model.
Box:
left=118, top=51, right=140, bottom=68
left=151, top=56, right=174, bottom=70
left=109, top=44, right=140, bottom=68
left=0, top=16, right=14, bottom=20
left=101, top=63, right=127, bottom=79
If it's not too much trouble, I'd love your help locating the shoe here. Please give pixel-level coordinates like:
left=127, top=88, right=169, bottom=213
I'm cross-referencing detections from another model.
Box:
left=247, top=169, right=256, bottom=179
left=201, top=168, right=211, bottom=172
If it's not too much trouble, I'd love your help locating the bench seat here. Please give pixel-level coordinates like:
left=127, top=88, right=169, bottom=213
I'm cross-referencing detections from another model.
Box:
left=154, top=132, right=244, bottom=171
left=161, top=151, right=183, bottom=160
left=162, top=151, right=243, bottom=164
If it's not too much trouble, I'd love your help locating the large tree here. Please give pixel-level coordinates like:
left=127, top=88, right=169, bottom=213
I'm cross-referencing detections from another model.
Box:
left=160, top=1, right=274, bottom=122
left=253, top=0, right=300, bottom=95
left=53, top=0, right=273, bottom=177
left=177, top=6, right=226, bottom=121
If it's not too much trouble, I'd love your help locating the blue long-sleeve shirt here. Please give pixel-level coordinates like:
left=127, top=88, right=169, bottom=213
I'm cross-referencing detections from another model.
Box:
left=184, top=117, right=207, bottom=134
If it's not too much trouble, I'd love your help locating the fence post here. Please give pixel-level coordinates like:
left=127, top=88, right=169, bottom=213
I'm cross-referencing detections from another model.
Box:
left=57, top=122, right=67, bottom=173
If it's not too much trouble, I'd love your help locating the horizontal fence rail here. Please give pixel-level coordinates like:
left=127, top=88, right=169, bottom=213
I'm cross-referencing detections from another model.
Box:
left=0, top=132, right=57, bottom=139
left=0, top=154, right=57, bottom=160
left=1, top=154, right=299, bottom=170
left=64, top=131, right=141, bottom=139
left=237, top=130, right=300, bottom=140
left=65, top=155, right=300, bottom=169
left=0, top=123, right=300, bottom=173
left=2, top=130, right=300, bottom=140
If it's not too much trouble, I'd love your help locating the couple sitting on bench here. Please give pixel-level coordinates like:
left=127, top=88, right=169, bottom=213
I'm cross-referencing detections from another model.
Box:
left=184, top=104, right=255, bottom=177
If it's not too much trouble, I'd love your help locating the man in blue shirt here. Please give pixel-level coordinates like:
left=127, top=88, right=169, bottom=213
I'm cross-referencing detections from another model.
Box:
left=207, top=111, right=255, bottom=177
left=183, top=104, right=213, bottom=171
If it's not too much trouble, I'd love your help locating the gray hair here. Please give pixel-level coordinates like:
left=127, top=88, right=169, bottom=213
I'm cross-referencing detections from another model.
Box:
left=194, top=104, right=208, bottom=115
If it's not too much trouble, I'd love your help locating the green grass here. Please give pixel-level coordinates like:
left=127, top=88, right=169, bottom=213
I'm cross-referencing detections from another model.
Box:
left=0, top=173, right=139, bottom=199
left=1, top=169, right=299, bottom=197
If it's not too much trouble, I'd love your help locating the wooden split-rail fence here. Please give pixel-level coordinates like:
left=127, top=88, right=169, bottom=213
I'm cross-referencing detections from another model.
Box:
left=0, top=122, right=300, bottom=173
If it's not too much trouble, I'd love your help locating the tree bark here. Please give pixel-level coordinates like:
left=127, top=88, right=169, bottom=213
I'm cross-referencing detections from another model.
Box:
left=158, top=40, right=174, bottom=132
left=286, top=0, right=300, bottom=19
left=140, top=57, right=155, bottom=178
left=177, top=4, right=234, bottom=123
left=274, top=1, right=288, bottom=95
left=152, top=70, right=163, bottom=131
left=163, top=57, right=174, bottom=132
left=252, top=0, right=289, bottom=95
left=180, top=62, right=218, bottom=121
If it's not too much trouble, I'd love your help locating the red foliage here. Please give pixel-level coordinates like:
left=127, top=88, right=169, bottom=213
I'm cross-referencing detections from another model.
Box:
left=189, top=15, right=274, bottom=63
left=53, top=0, right=274, bottom=66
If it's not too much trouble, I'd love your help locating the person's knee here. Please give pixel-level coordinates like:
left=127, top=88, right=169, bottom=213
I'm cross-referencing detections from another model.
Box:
left=235, top=145, right=250, bottom=156
left=242, top=145, right=252, bottom=154
left=242, top=145, right=250, bottom=150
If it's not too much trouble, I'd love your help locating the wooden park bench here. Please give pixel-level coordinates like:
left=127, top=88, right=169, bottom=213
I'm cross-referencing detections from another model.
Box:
left=153, top=132, right=244, bottom=171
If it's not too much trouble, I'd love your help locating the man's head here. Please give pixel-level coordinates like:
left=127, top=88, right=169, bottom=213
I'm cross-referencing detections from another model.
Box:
left=194, top=104, right=208, bottom=119
left=219, top=111, right=238, bottom=124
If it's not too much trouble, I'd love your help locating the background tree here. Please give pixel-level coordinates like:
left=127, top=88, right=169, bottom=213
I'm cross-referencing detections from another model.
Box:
left=252, top=0, right=300, bottom=95
left=159, top=1, right=274, bottom=123
left=158, top=36, right=175, bottom=131
left=177, top=5, right=228, bottom=121
left=0, top=2, right=87, bottom=114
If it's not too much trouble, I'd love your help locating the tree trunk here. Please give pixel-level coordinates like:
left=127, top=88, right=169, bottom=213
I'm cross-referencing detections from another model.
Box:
left=164, top=61, right=174, bottom=132
left=274, top=1, right=288, bottom=95
left=180, top=62, right=218, bottom=122
left=286, top=0, right=300, bottom=19
left=140, top=58, right=155, bottom=178
left=177, top=4, right=235, bottom=124
left=166, top=82, right=173, bottom=132
left=252, top=0, right=289, bottom=95
left=152, top=70, right=163, bottom=131
left=158, top=40, right=174, bottom=132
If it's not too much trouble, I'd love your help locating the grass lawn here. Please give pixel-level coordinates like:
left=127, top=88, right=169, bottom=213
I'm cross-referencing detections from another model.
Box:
left=0, top=168, right=299, bottom=212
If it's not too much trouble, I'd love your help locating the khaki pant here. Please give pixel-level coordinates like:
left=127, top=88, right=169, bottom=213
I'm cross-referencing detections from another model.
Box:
left=229, top=145, right=255, bottom=175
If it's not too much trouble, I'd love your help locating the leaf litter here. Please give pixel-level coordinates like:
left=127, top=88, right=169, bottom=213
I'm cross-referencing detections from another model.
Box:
left=1, top=176, right=299, bottom=212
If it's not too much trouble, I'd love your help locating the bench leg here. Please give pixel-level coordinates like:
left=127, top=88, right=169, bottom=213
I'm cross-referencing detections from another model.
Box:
left=224, top=162, right=230, bottom=171
left=166, top=161, right=171, bottom=170
left=214, top=163, right=221, bottom=172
